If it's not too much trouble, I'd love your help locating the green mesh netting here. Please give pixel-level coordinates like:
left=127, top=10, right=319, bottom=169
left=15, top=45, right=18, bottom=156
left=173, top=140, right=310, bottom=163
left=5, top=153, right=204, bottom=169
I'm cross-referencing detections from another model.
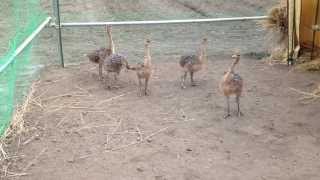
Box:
left=0, top=0, right=47, bottom=136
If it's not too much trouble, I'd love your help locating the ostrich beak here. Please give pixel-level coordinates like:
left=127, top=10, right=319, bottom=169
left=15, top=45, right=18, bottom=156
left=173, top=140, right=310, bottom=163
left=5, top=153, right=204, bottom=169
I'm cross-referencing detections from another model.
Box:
left=232, top=54, right=240, bottom=58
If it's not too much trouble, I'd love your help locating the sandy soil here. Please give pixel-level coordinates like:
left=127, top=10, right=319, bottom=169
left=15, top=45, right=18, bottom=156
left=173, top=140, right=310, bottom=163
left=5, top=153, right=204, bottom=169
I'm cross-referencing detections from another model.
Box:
left=3, top=56, right=320, bottom=180
left=2, top=0, right=320, bottom=180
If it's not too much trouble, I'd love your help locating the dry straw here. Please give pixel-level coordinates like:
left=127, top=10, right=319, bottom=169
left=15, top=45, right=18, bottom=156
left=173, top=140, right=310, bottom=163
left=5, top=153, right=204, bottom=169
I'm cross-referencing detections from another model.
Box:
left=261, top=3, right=288, bottom=61
left=263, top=5, right=288, bottom=42
left=0, top=81, right=39, bottom=159
left=290, top=85, right=320, bottom=103
left=296, top=57, right=320, bottom=71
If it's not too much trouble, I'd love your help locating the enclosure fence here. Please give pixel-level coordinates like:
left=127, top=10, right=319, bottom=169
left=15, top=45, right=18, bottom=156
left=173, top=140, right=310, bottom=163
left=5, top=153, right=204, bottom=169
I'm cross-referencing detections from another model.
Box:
left=0, top=0, right=49, bottom=136
left=0, top=0, right=269, bottom=136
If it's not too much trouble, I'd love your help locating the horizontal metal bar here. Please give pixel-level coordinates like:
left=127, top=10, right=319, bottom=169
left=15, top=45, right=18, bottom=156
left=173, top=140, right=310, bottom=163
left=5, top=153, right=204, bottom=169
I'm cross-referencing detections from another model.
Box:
left=0, top=17, right=52, bottom=74
left=61, top=16, right=268, bottom=27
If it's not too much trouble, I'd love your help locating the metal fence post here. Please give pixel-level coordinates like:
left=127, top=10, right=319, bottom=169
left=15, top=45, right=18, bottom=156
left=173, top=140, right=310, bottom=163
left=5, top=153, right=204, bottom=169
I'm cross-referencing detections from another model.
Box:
left=53, top=0, right=65, bottom=67
left=311, top=0, right=320, bottom=60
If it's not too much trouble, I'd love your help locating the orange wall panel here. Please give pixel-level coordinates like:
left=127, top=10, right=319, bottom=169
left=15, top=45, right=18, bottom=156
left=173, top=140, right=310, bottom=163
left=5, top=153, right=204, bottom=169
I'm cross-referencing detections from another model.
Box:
left=300, top=0, right=320, bottom=48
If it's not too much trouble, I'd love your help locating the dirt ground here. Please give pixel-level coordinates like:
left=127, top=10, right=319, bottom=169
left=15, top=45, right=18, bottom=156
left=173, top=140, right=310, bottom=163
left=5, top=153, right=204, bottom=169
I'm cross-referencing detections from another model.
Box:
left=2, top=0, right=320, bottom=179
left=3, top=56, right=320, bottom=180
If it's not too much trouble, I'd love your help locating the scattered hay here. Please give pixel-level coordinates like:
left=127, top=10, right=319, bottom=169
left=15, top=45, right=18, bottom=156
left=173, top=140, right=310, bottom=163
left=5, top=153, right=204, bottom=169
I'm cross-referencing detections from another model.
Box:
left=296, top=58, right=320, bottom=71
left=0, top=169, right=29, bottom=178
left=268, top=46, right=287, bottom=63
left=0, top=144, right=8, bottom=160
left=22, top=147, right=47, bottom=172
left=105, top=119, right=122, bottom=150
left=110, top=126, right=170, bottom=151
left=95, top=91, right=133, bottom=107
left=290, top=86, right=320, bottom=103
left=0, top=81, right=39, bottom=177
left=314, top=85, right=320, bottom=94
left=1, top=81, right=39, bottom=146
left=75, top=123, right=117, bottom=132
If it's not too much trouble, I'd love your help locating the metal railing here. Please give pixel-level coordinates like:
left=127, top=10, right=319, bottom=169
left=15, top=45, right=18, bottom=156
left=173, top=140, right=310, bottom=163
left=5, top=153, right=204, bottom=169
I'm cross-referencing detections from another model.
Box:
left=0, top=17, right=52, bottom=74
left=51, top=0, right=268, bottom=67
left=60, top=16, right=268, bottom=27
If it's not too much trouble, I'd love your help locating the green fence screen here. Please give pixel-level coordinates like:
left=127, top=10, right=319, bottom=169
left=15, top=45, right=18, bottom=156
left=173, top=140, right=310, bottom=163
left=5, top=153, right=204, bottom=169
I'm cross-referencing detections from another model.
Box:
left=0, top=1, right=47, bottom=136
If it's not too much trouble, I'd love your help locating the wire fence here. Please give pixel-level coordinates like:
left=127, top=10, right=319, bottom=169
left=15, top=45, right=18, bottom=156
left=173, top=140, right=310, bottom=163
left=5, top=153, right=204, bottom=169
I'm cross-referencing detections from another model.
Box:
left=0, top=0, right=276, bottom=136
left=60, top=20, right=270, bottom=65
left=0, top=0, right=48, bottom=136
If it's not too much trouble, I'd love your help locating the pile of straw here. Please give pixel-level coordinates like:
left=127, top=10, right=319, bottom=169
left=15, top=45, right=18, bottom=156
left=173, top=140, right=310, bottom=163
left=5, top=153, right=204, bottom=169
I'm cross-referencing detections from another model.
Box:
left=262, top=5, right=288, bottom=62
left=263, top=6, right=288, bottom=42
left=291, top=84, right=320, bottom=103
left=296, top=58, right=320, bottom=71
left=1, top=81, right=38, bottom=145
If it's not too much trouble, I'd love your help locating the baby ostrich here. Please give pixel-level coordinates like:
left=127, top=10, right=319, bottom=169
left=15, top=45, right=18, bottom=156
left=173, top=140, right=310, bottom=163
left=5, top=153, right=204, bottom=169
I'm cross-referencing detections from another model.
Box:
left=130, top=39, right=152, bottom=96
left=86, top=26, right=113, bottom=81
left=220, top=53, right=243, bottom=118
left=103, top=26, right=130, bottom=89
left=180, top=38, right=208, bottom=89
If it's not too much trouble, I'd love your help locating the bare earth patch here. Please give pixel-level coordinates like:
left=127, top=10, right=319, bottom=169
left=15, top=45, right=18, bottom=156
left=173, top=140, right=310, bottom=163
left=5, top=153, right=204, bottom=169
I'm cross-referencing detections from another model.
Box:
left=1, top=0, right=319, bottom=179
left=2, top=57, right=320, bottom=180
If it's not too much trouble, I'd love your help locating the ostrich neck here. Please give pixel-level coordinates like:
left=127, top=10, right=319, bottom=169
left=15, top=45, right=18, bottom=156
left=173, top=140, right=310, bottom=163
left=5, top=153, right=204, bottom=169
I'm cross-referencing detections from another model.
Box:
left=144, top=44, right=151, bottom=66
left=199, top=43, right=207, bottom=63
left=229, top=57, right=240, bottom=72
left=108, top=32, right=115, bottom=54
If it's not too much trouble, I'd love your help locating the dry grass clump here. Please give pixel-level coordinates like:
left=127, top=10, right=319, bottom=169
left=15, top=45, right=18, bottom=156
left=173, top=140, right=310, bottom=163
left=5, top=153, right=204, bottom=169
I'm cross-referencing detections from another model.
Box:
left=263, top=6, right=288, bottom=42
left=267, top=45, right=287, bottom=62
left=290, top=84, right=320, bottom=103
left=262, top=5, right=288, bottom=62
left=0, top=81, right=38, bottom=159
left=296, top=58, right=320, bottom=71
left=5, top=82, right=37, bottom=138
left=295, top=51, right=320, bottom=71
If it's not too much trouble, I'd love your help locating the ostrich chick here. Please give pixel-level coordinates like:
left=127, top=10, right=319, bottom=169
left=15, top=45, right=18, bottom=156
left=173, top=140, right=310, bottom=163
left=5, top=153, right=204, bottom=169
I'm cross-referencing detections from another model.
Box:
left=180, top=38, right=208, bottom=89
left=102, top=26, right=130, bottom=89
left=220, top=53, right=243, bottom=118
left=86, top=25, right=114, bottom=81
left=130, top=39, right=152, bottom=96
